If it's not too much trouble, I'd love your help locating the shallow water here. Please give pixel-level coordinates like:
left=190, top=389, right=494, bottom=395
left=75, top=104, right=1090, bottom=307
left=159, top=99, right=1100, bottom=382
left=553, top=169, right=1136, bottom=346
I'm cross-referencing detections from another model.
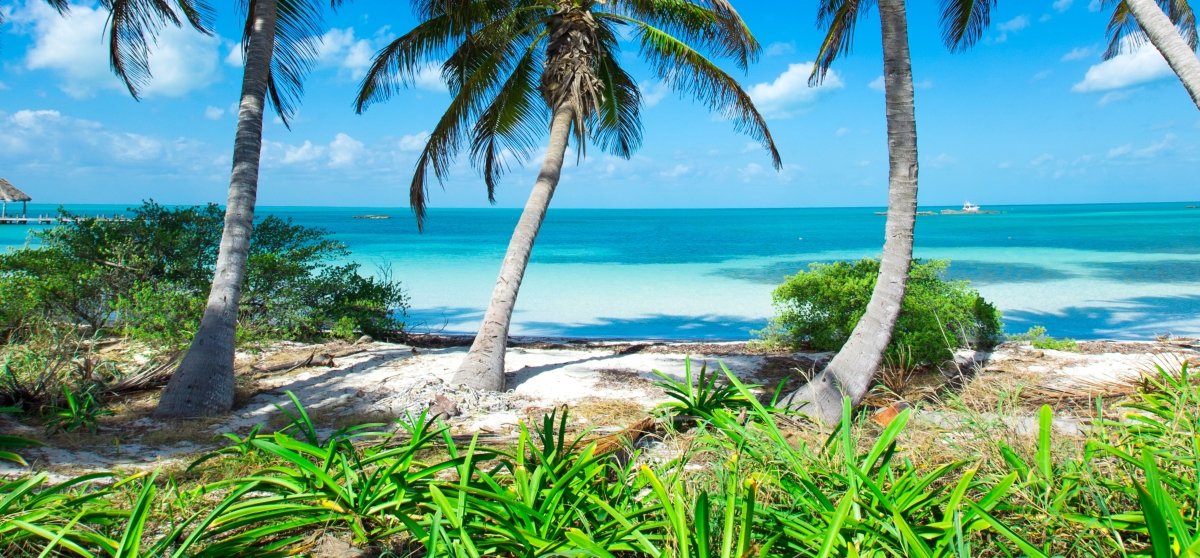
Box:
left=4, top=202, right=1198, bottom=340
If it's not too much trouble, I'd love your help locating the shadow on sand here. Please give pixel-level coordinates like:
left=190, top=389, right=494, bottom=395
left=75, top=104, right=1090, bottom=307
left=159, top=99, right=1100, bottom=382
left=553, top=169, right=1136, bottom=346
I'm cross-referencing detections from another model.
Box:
left=1004, top=294, right=1200, bottom=339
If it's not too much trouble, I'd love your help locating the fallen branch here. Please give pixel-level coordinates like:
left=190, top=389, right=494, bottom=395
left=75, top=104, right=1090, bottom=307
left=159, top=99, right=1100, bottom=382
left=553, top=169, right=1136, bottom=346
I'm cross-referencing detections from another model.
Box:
left=104, top=352, right=183, bottom=394
left=249, top=346, right=368, bottom=375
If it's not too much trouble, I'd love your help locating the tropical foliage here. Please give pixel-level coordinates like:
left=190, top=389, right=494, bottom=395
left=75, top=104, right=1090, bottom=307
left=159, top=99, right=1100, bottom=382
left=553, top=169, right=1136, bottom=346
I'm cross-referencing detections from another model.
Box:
left=0, top=203, right=407, bottom=346
left=4, top=362, right=1199, bottom=556
left=763, top=259, right=1003, bottom=369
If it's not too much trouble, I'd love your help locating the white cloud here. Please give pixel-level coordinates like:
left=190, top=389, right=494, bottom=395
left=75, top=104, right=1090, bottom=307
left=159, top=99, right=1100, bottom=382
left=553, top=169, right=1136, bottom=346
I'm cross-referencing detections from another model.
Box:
left=0, top=109, right=212, bottom=171
left=1136, top=134, right=1175, bottom=157
left=1030, top=153, right=1055, bottom=167
left=398, top=131, right=430, bottom=151
left=317, top=28, right=373, bottom=79
left=18, top=1, right=220, bottom=98
left=328, top=133, right=365, bottom=167
left=204, top=106, right=224, bottom=120
left=1098, top=89, right=1136, bottom=106
left=739, top=162, right=764, bottom=182
left=835, top=127, right=850, bottom=137
left=764, top=42, right=795, bottom=57
left=1053, top=0, right=1073, bottom=12
left=928, top=152, right=957, bottom=168
left=1032, top=69, right=1052, bottom=81
left=659, top=164, right=690, bottom=179
left=1107, top=144, right=1133, bottom=158
left=748, top=62, right=843, bottom=118
left=869, top=75, right=885, bottom=91
left=915, top=79, right=933, bottom=90
left=225, top=44, right=244, bottom=67
left=0, top=81, right=8, bottom=91
left=414, top=64, right=448, bottom=92
left=281, top=141, right=325, bottom=165
left=994, top=15, right=1030, bottom=43
left=1073, top=36, right=1171, bottom=92
left=639, top=80, right=670, bottom=107
left=1061, top=46, right=1093, bottom=61
left=1107, top=134, right=1176, bottom=159
left=1088, top=0, right=1102, bottom=11
left=999, top=15, right=1031, bottom=32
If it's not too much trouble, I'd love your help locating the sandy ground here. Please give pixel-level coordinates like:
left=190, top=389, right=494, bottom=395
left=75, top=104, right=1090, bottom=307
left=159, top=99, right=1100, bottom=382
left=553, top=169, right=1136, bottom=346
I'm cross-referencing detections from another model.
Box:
left=3, top=337, right=1197, bottom=481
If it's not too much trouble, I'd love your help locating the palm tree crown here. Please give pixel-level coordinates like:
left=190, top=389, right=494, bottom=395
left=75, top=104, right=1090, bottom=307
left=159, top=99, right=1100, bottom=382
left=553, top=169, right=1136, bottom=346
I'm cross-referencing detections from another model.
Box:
left=356, top=0, right=782, bottom=229
left=810, top=0, right=996, bottom=84
left=1103, top=0, right=1197, bottom=59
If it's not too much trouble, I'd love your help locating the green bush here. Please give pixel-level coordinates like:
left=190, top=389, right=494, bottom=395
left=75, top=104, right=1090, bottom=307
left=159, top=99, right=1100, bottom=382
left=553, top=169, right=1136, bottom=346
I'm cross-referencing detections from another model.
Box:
left=761, top=258, right=1003, bottom=367
left=0, top=202, right=408, bottom=345
left=1009, top=326, right=1080, bottom=352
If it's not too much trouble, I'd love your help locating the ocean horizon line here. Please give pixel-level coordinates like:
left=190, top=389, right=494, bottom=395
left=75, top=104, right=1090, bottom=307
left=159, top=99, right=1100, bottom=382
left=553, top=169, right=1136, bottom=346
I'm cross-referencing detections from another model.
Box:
left=10, top=199, right=1200, bottom=212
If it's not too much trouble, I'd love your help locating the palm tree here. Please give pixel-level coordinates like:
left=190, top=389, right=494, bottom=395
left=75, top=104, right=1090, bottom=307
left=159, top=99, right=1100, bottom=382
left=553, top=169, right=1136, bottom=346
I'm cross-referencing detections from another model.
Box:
left=356, top=0, right=780, bottom=391
left=779, top=0, right=996, bottom=424
left=155, top=0, right=333, bottom=417
left=1103, top=0, right=1200, bottom=110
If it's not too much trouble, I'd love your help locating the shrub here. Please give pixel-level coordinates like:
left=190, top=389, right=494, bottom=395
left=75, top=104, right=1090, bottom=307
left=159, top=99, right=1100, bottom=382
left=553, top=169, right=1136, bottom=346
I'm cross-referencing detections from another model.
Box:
left=1009, top=326, right=1080, bottom=352
left=761, top=258, right=1003, bottom=367
left=0, top=202, right=408, bottom=345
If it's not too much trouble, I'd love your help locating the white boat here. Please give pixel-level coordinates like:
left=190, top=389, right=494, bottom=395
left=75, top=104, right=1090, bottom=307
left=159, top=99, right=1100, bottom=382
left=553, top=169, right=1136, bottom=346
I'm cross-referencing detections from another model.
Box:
left=941, top=201, right=1000, bottom=215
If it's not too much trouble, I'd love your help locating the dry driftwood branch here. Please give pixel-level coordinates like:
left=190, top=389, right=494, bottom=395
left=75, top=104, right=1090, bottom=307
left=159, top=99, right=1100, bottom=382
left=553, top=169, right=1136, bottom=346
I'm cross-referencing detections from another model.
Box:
left=104, top=352, right=183, bottom=394
left=248, top=346, right=368, bottom=375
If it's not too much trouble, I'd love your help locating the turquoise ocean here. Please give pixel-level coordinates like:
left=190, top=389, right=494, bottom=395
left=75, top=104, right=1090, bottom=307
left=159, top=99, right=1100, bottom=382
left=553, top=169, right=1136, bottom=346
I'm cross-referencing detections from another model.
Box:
left=2, top=202, right=1198, bottom=341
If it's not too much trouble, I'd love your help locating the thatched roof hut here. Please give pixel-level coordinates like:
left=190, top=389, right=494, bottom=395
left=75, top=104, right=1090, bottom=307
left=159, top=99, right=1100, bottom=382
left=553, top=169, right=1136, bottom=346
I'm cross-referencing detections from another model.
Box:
left=0, top=178, right=32, bottom=218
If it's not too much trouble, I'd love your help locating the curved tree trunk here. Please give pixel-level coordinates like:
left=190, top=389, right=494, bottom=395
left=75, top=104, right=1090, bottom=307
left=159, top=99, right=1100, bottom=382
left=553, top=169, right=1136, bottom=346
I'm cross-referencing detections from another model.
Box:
left=155, top=0, right=278, bottom=418
left=452, top=107, right=575, bottom=391
left=1125, top=0, right=1200, bottom=111
left=780, top=0, right=919, bottom=424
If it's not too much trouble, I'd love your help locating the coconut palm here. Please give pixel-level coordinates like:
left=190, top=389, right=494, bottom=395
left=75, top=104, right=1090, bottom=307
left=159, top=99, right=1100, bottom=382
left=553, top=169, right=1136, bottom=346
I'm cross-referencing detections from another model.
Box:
left=357, top=0, right=780, bottom=391
left=1103, top=0, right=1200, bottom=110
left=155, top=0, right=334, bottom=417
left=779, top=0, right=996, bottom=424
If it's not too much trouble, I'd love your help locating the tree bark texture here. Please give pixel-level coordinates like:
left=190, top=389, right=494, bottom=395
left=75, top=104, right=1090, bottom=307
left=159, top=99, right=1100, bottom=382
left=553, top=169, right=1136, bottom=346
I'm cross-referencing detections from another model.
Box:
left=155, top=0, right=277, bottom=417
left=780, top=0, right=919, bottom=424
left=451, top=107, right=576, bottom=391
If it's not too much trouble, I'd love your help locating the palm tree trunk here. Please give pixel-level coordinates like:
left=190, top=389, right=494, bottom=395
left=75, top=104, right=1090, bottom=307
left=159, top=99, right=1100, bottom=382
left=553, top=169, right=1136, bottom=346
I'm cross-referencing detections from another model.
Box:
left=1125, top=0, right=1200, bottom=111
left=155, top=0, right=278, bottom=418
left=452, top=106, right=575, bottom=391
left=780, top=0, right=919, bottom=424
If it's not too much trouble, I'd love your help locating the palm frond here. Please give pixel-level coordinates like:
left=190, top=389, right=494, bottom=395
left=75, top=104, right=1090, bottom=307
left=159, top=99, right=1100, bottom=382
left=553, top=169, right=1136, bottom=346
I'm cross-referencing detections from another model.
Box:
left=625, top=16, right=780, bottom=168
left=1164, top=0, right=1199, bottom=49
left=470, top=38, right=548, bottom=203
left=1104, top=0, right=1198, bottom=59
left=589, top=18, right=642, bottom=158
left=610, top=0, right=760, bottom=70
left=355, top=14, right=460, bottom=111
left=1104, top=0, right=1143, bottom=58
left=812, top=0, right=873, bottom=85
left=241, top=0, right=324, bottom=127
left=101, top=0, right=214, bottom=99
left=939, top=0, right=997, bottom=51
left=403, top=30, right=535, bottom=229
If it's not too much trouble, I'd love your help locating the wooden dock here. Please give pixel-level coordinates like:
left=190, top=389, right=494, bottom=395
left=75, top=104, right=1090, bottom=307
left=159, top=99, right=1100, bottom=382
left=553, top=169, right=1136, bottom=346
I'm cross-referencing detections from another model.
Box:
left=0, top=216, right=129, bottom=225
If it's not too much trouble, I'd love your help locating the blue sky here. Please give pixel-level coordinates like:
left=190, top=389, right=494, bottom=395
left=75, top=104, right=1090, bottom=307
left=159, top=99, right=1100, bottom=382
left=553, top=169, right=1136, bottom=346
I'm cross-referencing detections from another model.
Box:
left=0, top=0, right=1196, bottom=211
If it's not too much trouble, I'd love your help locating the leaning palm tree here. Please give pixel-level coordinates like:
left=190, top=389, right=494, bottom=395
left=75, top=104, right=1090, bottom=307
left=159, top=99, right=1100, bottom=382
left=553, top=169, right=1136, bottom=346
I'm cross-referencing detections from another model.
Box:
left=357, top=0, right=780, bottom=391
left=155, top=0, right=334, bottom=417
left=1103, top=0, right=1200, bottom=111
left=779, top=0, right=996, bottom=424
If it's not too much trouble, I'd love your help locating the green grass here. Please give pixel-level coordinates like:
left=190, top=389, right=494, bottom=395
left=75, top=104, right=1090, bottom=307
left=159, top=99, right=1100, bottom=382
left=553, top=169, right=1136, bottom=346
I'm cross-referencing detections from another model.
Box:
left=3, top=363, right=1198, bottom=557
